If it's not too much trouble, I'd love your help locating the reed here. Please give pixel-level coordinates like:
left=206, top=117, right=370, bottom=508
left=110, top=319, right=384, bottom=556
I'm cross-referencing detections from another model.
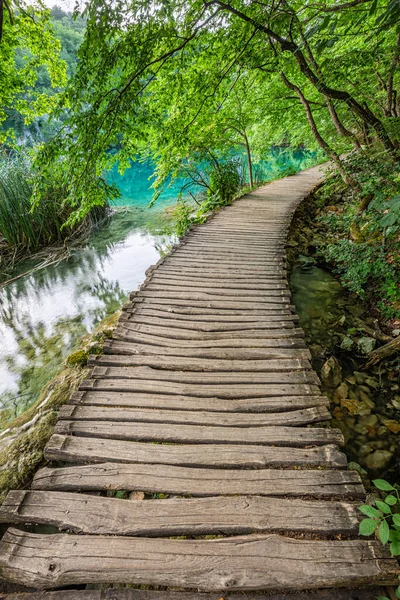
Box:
left=0, top=153, right=107, bottom=255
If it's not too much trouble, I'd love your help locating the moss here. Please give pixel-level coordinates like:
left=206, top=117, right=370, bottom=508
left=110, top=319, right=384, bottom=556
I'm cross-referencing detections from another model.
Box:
left=66, top=349, right=89, bottom=367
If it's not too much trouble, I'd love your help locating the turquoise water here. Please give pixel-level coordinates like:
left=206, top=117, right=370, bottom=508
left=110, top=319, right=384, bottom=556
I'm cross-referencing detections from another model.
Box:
left=0, top=149, right=317, bottom=424
left=107, top=149, right=315, bottom=207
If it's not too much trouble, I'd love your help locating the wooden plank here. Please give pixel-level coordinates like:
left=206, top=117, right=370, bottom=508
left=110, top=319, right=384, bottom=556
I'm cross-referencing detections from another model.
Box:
left=79, top=378, right=321, bottom=398
left=0, top=590, right=387, bottom=600
left=144, top=285, right=289, bottom=297
left=69, top=390, right=328, bottom=412
left=137, top=291, right=290, bottom=304
left=2, top=529, right=396, bottom=590
left=58, top=405, right=330, bottom=427
left=120, top=316, right=297, bottom=332
left=54, top=420, right=343, bottom=446
left=146, top=276, right=289, bottom=289
left=0, top=490, right=360, bottom=536
left=44, top=434, right=345, bottom=468
left=115, top=324, right=304, bottom=341
left=88, top=354, right=312, bottom=373
left=148, top=269, right=285, bottom=280
left=113, top=330, right=306, bottom=348
left=91, top=366, right=320, bottom=385
left=126, top=306, right=296, bottom=317
left=32, top=463, right=363, bottom=498
left=128, top=309, right=298, bottom=322
left=102, top=340, right=311, bottom=360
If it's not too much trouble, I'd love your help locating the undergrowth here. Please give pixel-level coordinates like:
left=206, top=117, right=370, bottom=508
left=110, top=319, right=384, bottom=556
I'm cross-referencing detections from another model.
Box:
left=314, top=150, right=400, bottom=320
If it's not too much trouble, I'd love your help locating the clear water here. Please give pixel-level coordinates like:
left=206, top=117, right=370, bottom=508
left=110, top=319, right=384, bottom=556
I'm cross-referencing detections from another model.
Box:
left=0, top=150, right=316, bottom=424
left=0, top=206, right=171, bottom=423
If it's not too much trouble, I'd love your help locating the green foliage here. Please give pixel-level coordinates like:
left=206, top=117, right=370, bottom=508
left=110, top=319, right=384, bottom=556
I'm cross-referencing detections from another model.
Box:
left=316, top=151, right=400, bottom=318
left=359, top=480, right=400, bottom=555
left=31, top=0, right=400, bottom=221
left=359, top=478, right=400, bottom=600
left=0, top=0, right=67, bottom=143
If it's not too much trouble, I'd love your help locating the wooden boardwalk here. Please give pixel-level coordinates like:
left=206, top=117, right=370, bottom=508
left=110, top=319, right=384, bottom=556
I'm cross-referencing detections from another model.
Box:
left=0, top=167, right=398, bottom=597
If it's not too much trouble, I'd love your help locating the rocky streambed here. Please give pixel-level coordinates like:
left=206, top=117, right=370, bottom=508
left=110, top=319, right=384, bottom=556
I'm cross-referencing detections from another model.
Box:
left=288, top=197, right=400, bottom=486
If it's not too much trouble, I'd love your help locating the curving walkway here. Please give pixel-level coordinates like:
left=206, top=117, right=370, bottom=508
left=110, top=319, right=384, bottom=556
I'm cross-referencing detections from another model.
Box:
left=0, top=166, right=398, bottom=597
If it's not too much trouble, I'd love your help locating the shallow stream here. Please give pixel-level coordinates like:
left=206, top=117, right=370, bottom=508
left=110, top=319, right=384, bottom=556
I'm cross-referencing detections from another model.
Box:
left=291, top=262, right=400, bottom=482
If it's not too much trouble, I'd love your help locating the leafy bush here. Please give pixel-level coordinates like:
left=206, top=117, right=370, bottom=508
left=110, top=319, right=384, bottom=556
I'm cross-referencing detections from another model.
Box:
left=315, top=150, right=400, bottom=318
left=359, top=479, right=400, bottom=600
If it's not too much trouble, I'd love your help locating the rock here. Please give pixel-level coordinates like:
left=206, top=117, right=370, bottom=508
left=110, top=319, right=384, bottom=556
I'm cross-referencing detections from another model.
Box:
left=340, top=336, right=354, bottom=351
left=340, top=397, right=371, bottom=416
left=320, top=356, right=342, bottom=388
left=354, top=371, right=368, bottom=385
left=392, top=329, right=400, bottom=337
left=357, top=336, right=377, bottom=354
left=364, top=377, right=379, bottom=390
left=333, top=382, right=349, bottom=404
left=391, top=395, right=400, bottom=410
left=381, top=419, right=400, bottom=434
left=358, top=390, right=375, bottom=409
left=129, top=491, right=145, bottom=500
left=348, top=461, right=368, bottom=476
left=365, top=450, right=393, bottom=471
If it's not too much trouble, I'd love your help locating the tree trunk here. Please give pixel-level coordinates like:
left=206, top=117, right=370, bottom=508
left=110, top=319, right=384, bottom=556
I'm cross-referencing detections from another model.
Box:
left=280, top=74, right=358, bottom=189
left=244, top=132, right=253, bottom=187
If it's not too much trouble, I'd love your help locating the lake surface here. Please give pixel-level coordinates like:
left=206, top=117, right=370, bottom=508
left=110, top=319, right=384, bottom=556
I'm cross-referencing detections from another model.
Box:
left=0, top=151, right=316, bottom=423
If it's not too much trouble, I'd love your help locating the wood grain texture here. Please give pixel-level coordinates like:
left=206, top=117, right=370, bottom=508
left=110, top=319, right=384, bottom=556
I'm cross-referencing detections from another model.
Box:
left=79, top=377, right=321, bottom=398
left=0, top=589, right=389, bottom=600
left=88, top=354, right=312, bottom=373
left=44, top=434, right=346, bottom=468
left=53, top=420, right=343, bottom=446
left=0, top=490, right=360, bottom=536
left=90, top=365, right=320, bottom=385
left=31, top=463, right=363, bottom=498
left=102, top=340, right=311, bottom=359
left=68, top=390, right=328, bottom=412
left=0, top=529, right=397, bottom=590
left=58, top=404, right=330, bottom=427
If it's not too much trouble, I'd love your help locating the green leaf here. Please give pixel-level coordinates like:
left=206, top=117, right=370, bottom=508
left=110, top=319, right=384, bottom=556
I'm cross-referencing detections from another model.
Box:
left=385, top=495, right=397, bottom=506
left=396, top=584, right=400, bottom=599
left=359, top=518, right=378, bottom=536
left=379, top=519, right=390, bottom=545
left=376, top=501, right=391, bottom=514
left=373, top=479, right=395, bottom=491
left=376, top=596, right=390, bottom=600
left=359, top=505, right=382, bottom=518
left=393, top=514, right=400, bottom=527
left=389, top=530, right=400, bottom=542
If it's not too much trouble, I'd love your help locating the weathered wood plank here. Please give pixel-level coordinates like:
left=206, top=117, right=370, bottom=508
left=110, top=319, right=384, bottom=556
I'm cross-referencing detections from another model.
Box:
left=115, top=324, right=305, bottom=341
left=2, top=529, right=396, bottom=590
left=32, top=463, right=363, bottom=498
left=145, top=277, right=289, bottom=290
left=1, top=590, right=387, bottom=600
left=131, top=307, right=297, bottom=320
left=53, top=420, right=343, bottom=446
left=44, top=434, right=345, bottom=468
left=58, top=404, right=329, bottom=427
left=142, top=285, right=289, bottom=298
left=88, top=354, right=312, bottom=373
left=69, top=390, right=328, bottom=412
left=79, top=378, right=321, bottom=398
left=120, top=316, right=297, bottom=332
left=148, top=268, right=285, bottom=280
left=0, top=490, right=360, bottom=536
left=113, top=330, right=306, bottom=348
left=102, top=340, right=311, bottom=360
left=137, top=291, right=290, bottom=303
left=91, top=366, right=320, bottom=385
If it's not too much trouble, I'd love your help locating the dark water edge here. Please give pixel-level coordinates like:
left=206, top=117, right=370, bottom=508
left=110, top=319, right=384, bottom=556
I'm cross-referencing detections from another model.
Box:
left=289, top=243, right=400, bottom=486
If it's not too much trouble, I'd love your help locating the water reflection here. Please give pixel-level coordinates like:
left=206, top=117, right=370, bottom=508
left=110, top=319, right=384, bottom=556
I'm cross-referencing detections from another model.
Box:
left=0, top=210, right=169, bottom=421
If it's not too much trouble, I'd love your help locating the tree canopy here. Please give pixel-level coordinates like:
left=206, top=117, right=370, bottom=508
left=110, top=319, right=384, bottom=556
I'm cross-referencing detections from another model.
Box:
left=26, top=0, right=400, bottom=220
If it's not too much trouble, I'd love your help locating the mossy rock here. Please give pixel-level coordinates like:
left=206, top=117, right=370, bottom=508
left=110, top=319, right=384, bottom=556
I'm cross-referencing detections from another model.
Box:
left=66, top=349, right=89, bottom=367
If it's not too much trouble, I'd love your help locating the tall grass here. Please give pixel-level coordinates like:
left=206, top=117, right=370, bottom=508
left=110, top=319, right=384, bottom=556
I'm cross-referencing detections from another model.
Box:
left=0, top=153, right=107, bottom=255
